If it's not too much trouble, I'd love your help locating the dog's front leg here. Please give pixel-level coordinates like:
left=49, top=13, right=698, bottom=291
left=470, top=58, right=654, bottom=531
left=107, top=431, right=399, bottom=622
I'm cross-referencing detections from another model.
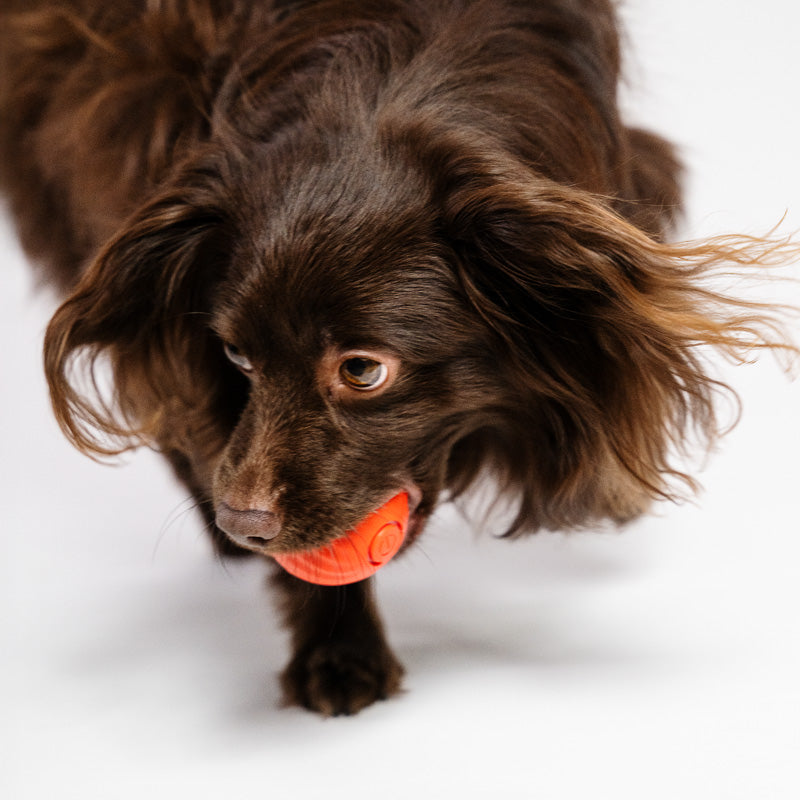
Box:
left=271, top=568, right=404, bottom=716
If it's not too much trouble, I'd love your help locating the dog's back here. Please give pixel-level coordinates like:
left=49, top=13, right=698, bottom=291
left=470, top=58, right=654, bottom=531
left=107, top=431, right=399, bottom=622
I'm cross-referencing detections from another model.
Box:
left=0, top=0, right=237, bottom=289
left=0, top=0, right=679, bottom=293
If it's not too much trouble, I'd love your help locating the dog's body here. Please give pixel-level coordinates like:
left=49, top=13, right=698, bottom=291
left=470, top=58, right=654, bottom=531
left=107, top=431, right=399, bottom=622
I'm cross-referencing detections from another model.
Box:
left=0, top=0, right=788, bottom=715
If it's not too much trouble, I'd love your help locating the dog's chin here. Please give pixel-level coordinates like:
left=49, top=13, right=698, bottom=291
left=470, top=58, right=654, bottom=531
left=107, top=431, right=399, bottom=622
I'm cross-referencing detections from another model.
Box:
left=294, top=481, right=426, bottom=557
left=323, top=481, right=426, bottom=554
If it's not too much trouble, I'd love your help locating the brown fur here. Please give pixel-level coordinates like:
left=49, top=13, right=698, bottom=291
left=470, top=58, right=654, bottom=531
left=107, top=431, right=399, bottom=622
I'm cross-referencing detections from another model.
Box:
left=1, top=0, right=795, bottom=715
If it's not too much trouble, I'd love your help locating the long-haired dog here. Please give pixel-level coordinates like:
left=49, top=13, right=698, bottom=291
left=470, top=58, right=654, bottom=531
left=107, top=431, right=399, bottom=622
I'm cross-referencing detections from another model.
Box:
left=1, top=0, right=795, bottom=715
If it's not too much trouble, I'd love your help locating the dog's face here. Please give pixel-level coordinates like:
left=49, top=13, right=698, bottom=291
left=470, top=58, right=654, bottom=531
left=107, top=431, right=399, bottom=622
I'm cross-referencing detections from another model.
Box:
left=208, top=185, right=499, bottom=553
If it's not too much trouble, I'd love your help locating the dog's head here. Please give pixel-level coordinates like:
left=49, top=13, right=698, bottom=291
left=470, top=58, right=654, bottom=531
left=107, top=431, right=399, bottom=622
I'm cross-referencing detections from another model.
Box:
left=44, top=132, right=779, bottom=556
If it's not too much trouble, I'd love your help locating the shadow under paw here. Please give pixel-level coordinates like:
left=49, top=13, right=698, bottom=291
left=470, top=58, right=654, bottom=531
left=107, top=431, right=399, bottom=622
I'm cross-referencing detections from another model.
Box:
left=281, top=640, right=405, bottom=716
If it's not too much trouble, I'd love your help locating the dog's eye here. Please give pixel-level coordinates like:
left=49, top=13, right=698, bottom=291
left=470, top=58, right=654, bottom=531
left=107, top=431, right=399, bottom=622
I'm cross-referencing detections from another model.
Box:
left=223, top=342, right=253, bottom=373
left=339, top=357, right=389, bottom=391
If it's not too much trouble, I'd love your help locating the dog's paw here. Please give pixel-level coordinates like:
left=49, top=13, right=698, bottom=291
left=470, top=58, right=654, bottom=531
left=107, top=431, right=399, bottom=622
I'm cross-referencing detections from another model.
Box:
left=281, top=640, right=404, bottom=716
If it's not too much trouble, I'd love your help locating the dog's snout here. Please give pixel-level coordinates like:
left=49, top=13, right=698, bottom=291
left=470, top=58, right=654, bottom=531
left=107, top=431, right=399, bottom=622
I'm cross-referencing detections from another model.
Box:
left=215, top=502, right=281, bottom=550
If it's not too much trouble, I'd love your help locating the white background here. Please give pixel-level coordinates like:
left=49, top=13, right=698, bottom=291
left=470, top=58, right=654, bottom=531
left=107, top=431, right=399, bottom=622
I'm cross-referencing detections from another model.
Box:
left=2, top=1, right=799, bottom=797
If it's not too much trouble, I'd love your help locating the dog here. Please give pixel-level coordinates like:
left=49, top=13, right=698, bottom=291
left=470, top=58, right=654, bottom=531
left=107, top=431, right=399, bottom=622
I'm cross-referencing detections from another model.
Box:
left=1, top=0, right=793, bottom=716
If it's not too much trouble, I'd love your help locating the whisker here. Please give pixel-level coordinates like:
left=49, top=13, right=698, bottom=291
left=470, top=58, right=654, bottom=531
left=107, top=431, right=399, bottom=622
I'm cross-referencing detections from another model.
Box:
left=151, top=494, right=216, bottom=563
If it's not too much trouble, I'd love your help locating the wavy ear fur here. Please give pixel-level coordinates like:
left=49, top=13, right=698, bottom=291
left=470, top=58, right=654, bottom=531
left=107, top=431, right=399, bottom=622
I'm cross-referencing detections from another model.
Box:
left=442, top=172, right=797, bottom=532
left=44, top=169, right=235, bottom=458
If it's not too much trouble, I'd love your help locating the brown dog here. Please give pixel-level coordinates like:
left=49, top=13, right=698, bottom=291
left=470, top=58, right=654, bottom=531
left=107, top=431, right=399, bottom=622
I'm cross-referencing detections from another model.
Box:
left=0, top=0, right=792, bottom=715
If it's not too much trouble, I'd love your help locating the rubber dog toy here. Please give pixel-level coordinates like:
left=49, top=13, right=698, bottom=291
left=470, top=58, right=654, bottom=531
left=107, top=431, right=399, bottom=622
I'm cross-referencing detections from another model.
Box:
left=274, top=492, right=409, bottom=586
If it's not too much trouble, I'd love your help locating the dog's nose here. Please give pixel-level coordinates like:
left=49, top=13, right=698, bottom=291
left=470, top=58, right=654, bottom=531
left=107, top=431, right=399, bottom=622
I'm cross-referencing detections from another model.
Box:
left=215, top=502, right=281, bottom=551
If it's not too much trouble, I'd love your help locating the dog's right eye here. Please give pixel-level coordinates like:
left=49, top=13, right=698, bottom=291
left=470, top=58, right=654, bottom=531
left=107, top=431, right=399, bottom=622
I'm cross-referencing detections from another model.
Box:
left=223, top=342, right=253, bottom=373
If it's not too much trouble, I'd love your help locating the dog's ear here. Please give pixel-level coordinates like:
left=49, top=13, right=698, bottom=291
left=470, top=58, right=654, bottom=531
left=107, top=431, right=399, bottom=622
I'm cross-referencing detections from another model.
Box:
left=44, top=173, right=232, bottom=457
left=441, top=174, right=793, bottom=531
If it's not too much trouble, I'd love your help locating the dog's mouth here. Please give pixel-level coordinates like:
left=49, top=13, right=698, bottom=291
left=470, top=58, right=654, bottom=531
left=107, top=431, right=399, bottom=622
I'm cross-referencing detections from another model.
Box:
left=273, top=484, right=425, bottom=586
left=397, top=483, right=426, bottom=547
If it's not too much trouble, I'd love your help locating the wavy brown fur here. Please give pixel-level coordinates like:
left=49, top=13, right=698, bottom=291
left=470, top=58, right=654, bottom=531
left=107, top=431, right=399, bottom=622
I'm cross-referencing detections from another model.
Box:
left=2, top=0, right=796, bottom=714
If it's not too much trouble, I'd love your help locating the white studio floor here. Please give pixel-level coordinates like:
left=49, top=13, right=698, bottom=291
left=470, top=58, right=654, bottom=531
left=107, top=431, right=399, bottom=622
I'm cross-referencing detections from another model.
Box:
left=2, top=2, right=800, bottom=798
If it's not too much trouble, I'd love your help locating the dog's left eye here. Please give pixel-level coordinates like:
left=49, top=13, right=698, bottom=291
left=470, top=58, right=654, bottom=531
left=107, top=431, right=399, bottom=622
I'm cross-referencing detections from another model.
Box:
left=339, top=357, right=389, bottom=391
left=223, top=342, right=253, bottom=373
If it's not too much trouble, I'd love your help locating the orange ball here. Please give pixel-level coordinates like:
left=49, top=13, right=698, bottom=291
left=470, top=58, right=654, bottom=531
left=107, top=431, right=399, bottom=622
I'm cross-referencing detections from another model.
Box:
left=273, top=492, right=409, bottom=585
